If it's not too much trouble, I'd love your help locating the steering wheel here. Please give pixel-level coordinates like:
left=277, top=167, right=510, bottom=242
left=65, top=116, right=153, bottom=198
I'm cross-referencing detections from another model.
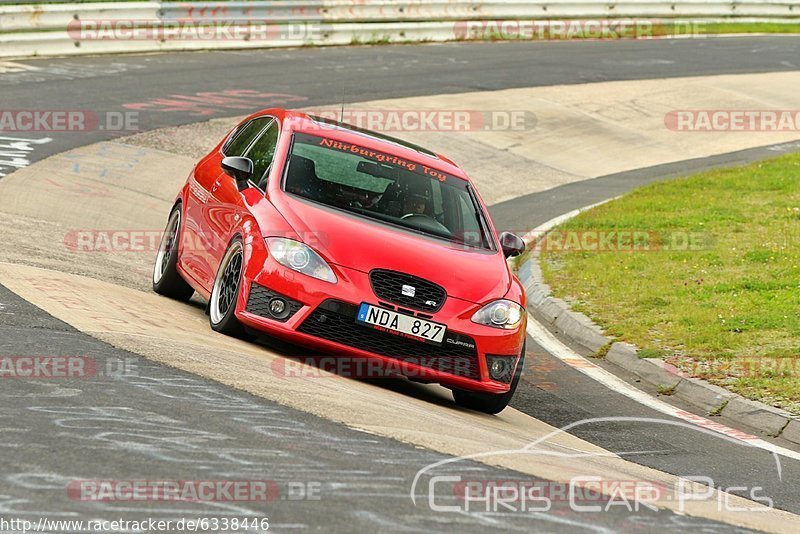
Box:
left=400, top=213, right=451, bottom=235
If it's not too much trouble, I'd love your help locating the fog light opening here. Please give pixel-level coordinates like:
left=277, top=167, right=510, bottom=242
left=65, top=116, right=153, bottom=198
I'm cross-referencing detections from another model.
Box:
left=486, top=355, right=516, bottom=383
left=268, top=297, right=290, bottom=319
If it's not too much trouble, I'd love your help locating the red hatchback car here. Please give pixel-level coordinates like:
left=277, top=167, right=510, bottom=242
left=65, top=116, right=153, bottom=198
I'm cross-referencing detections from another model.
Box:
left=153, top=109, right=527, bottom=413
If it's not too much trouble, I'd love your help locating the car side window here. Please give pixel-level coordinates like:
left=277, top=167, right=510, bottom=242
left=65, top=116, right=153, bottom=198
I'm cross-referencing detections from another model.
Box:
left=223, top=117, right=271, bottom=157
left=243, top=120, right=280, bottom=190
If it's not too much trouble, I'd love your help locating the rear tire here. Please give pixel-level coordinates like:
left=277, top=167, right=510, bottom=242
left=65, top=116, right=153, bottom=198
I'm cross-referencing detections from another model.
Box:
left=209, top=238, right=248, bottom=338
left=453, top=342, right=526, bottom=415
left=153, top=206, right=194, bottom=301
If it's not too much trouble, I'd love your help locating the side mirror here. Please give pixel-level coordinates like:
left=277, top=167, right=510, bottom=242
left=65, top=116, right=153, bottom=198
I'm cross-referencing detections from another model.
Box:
left=499, top=232, right=526, bottom=258
left=221, top=156, right=253, bottom=192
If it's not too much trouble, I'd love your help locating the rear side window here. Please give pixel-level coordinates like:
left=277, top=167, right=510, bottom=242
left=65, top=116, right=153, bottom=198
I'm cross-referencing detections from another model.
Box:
left=224, top=117, right=271, bottom=157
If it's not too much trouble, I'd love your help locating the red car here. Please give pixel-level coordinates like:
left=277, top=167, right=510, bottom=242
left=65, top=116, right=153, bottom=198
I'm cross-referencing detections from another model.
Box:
left=153, top=109, right=527, bottom=413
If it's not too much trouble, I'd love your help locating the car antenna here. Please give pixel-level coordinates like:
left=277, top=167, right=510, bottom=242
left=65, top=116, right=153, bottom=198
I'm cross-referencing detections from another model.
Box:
left=339, top=84, right=345, bottom=122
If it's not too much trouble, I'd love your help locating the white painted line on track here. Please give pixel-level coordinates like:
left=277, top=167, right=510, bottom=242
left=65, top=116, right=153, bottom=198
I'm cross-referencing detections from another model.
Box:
left=526, top=315, right=800, bottom=463
left=521, top=198, right=618, bottom=245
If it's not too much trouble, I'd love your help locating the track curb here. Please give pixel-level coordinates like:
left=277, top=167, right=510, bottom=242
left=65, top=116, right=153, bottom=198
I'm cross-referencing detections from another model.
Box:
left=517, top=217, right=800, bottom=447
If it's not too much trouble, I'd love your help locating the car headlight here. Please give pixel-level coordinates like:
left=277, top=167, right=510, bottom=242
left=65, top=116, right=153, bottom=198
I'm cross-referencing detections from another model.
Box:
left=266, top=238, right=337, bottom=284
left=471, top=300, right=524, bottom=330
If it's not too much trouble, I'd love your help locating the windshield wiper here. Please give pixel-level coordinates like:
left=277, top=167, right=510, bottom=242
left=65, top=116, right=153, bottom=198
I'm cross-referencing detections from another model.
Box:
left=466, top=184, right=493, bottom=250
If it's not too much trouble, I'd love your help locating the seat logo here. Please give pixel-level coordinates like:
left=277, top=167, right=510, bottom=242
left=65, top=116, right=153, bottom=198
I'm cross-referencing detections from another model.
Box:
left=401, top=284, right=416, bottom=297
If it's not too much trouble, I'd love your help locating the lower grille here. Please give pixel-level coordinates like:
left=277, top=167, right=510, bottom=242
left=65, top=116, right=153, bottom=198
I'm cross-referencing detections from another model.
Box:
left=297, top=300, right=480, bottom=380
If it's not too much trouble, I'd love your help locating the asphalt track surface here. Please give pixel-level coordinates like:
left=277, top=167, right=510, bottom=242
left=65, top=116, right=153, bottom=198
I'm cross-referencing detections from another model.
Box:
left=2, top=37, right=800, bottom=530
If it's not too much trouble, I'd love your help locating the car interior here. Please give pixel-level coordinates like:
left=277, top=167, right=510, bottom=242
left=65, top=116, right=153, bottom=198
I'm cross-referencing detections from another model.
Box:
left=283, top=151, right=487, bottom=247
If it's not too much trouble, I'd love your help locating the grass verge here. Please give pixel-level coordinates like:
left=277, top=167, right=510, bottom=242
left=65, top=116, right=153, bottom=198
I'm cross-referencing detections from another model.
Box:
left=702, top=22, right=800, bottom=35
left=540, top=153, right=800, bottom=414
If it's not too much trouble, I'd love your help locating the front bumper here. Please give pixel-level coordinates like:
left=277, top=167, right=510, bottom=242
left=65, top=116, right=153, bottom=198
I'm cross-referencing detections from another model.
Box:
left=235, top=251, right=525, bottom=394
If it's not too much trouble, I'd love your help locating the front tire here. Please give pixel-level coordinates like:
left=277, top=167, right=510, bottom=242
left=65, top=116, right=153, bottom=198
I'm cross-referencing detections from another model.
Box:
left=453, top=342, right=526, bottom=415
left=153, top=206, right=194, bottom=301
left=209, top=238, right=247, bottom=337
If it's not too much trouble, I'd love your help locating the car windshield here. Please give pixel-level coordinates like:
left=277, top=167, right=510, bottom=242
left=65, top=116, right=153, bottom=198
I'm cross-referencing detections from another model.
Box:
left=282, top=133, right=494, bottom=250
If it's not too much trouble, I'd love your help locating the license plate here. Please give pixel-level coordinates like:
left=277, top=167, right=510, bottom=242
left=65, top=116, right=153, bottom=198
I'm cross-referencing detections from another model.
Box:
left=356, top=303, right=446, bottom=345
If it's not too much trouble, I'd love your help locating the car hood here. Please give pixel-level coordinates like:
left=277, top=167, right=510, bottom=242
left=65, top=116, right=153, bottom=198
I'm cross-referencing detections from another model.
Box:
left=271, top=195, right=511, bottom=304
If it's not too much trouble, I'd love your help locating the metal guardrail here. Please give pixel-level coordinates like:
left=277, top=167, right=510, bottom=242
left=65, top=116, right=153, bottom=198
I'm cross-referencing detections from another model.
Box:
left=0, top=2, right=160, bottom=33
left=0, top=1, right=798, bottom=58
left=159, top=1, right=800, bottom=23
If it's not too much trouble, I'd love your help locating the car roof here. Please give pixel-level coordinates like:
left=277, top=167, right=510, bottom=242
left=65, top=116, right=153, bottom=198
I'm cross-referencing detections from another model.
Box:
left=274, top=109, right=469, bottom=180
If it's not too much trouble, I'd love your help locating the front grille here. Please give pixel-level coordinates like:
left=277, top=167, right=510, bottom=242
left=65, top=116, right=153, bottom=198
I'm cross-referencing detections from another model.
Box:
left=246, top=283, right=303, bottom=322
left=297, top=300, right=480, bottom=380
left=369, top=269, right=446, bottom=312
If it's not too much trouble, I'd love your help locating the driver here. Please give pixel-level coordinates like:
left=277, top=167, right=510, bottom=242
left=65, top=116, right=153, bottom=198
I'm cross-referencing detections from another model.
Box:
left=402, top=193, right=428, bottom=216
